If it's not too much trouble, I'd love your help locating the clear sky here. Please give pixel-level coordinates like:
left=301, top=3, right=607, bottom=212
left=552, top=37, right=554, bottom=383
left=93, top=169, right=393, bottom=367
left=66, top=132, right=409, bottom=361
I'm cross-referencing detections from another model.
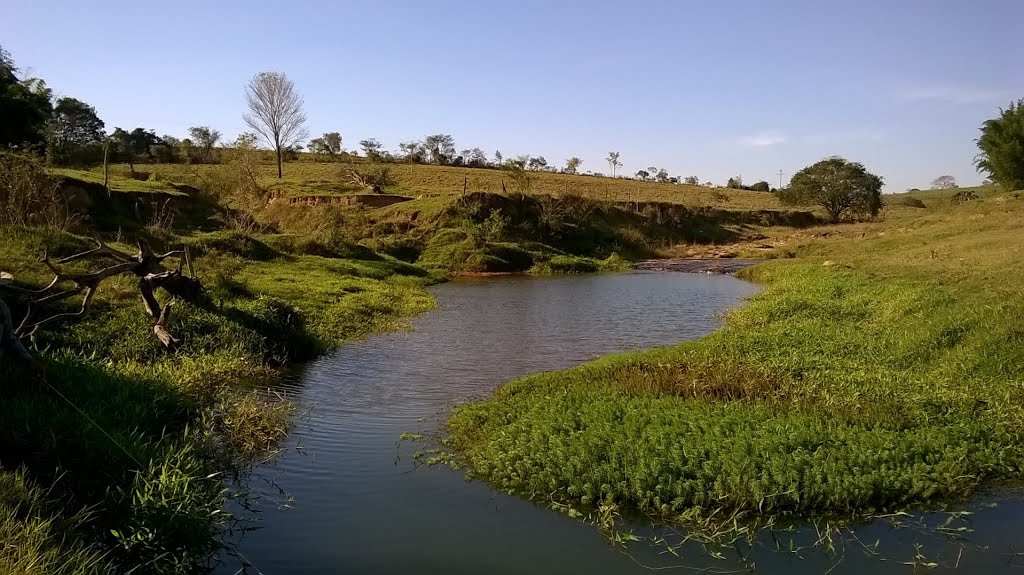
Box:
left=4, top=0, right=1022, bottom=191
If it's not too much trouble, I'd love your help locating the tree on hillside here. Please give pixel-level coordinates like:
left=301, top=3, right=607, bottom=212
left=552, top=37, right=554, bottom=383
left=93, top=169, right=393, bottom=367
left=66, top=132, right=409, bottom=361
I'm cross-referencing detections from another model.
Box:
left=307, top=136, right=327, bottom=158
left=465, top=148, right=488, bottom=168
left=502, top=157, right=532, bottom=197
left=0, top=46, right=53, bottom=148
left=47, top=97, right=105, bottom=166
left=930, top=175, right=958, bottom=189
left=309, top=131, right=342, bottom=159
left=152, top=135, right=179, bottom=163
left=565, top=156, right=582, bottom=174
left=323, top=132, right=342, bottom=156
left=527, top=156, right=548, bottom=171
left=424, top=134, right=456, bottom=165
left=360, top=138, right=383, bottom=160
left=400, top=141, right=426, bottom=163
left=635, top=169, right=650, bottom=180
left=655, top=169, right=670, bottom=183
left=975, top=100, right=1024, bottom=191
left=188, top=126, right=221, bottom=163
left=778, top=156, right=883, bottom=223
left=750, top=180, right=771, bottom=192
left=494, top=150, right=503, bottom=166
left=726, top=175, right=743, bottom=189
left=607, top=152, right=621, bottom=177
left=244, top=71, right=309, bottom=178
left=683, top=175, right=699, bottom=185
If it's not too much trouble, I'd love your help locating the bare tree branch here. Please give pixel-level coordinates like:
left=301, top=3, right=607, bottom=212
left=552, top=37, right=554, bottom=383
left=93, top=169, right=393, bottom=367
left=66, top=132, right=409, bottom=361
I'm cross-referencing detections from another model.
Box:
left=8, top=239, right=205, bottom=349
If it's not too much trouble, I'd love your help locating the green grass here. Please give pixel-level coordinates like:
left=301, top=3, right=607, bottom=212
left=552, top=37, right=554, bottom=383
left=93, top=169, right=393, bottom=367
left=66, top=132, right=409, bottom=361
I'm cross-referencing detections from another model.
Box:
left=86, top=159, right=784, bottom=209
left=443, top=187, right=1024, bottom=538
left=0, top=225, right=436, bottom=573
left=47, top=167, right=190, bottom=196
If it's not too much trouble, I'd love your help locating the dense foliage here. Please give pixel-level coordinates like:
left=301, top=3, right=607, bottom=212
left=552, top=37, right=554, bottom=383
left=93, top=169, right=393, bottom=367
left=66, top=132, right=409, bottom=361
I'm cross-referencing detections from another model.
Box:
left=975, top=99, right=1024, bottom=191
left=0, top=46, right=52, bottom=149
left=779, top=157, right=883, bottom=222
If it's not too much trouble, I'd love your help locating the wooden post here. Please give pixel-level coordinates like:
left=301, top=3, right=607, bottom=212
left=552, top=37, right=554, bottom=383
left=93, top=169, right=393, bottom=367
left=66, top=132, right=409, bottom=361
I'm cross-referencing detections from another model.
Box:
left=103, top=141, right=110, bottom=196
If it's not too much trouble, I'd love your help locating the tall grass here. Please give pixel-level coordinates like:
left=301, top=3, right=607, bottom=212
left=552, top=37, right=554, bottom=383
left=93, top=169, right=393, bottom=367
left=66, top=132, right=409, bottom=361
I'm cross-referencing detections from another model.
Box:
left=0, top=224, right=436, bottom=573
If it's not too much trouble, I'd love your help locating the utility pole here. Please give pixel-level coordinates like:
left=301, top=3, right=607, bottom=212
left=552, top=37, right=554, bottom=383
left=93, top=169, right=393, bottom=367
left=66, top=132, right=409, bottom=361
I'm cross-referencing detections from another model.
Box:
left=778, top=169, right=784, bottom=189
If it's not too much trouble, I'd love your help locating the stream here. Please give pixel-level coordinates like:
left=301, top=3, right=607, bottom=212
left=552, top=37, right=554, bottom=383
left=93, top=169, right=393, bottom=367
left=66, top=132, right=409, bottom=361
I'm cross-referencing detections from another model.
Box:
left=219, top=272, right=1024, bottom=574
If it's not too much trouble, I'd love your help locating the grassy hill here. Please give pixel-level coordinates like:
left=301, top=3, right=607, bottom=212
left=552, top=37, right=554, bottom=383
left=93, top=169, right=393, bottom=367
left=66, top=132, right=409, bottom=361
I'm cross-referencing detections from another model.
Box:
left=63, top=159, right=784, bottom=209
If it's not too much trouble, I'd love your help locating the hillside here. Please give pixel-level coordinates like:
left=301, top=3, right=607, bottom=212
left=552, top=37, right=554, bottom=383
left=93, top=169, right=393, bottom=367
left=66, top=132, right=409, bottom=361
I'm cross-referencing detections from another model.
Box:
left=64, top=159, right=785, bottom=210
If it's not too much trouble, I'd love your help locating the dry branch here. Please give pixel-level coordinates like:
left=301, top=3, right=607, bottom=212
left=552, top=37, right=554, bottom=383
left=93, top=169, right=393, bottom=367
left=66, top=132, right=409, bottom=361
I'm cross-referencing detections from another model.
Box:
left=8, top=238, right=205, bottom=349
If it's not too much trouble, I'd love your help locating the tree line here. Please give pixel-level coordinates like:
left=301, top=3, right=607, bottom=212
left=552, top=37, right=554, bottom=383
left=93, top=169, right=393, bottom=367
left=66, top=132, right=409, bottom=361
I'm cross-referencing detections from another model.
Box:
left=4, top=44, right=1023, bottom=217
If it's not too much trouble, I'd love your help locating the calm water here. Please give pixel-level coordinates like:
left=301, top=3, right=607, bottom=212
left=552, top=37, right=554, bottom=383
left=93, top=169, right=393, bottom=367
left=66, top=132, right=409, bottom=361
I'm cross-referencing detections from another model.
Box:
left=220, top=272, right=1024, bottom=574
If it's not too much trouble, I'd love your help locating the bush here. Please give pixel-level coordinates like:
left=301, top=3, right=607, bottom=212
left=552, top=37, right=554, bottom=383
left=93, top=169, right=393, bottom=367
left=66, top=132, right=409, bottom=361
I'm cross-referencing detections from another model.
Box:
left=0, top=151, right=74, bottom=229
left=975, top=99, right=1024, bottom=191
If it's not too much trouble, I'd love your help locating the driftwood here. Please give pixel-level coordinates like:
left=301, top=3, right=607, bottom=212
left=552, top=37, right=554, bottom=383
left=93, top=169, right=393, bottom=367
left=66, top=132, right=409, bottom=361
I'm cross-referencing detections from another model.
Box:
left=8, top=238, right=204, bottom=351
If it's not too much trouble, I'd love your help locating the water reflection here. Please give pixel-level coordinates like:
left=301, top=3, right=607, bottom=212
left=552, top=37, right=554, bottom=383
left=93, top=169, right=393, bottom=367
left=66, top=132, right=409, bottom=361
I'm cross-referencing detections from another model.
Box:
left=220, top=272, right=1024, bottom=574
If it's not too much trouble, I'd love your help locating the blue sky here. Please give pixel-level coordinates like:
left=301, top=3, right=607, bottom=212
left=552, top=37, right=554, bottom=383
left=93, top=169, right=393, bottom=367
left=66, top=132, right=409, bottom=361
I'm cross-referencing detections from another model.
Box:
left=4, top=0, right=1021, bottom=191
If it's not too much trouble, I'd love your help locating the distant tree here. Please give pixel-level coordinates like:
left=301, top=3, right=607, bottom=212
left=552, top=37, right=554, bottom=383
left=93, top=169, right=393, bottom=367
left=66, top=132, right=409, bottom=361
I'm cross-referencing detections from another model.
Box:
left=399, top=141, right=426, bottom=163
left=527, top=155, right=548, bottom=171
left=683, top=175, right=700, bottom=185
left=309, top=132, right=342, bottom=159
left=323, top=132, right=342, bottom=156
left=466, top=148, right=488, bottom=168
left=564, top=156, right=582, bottom=174
left=231, top=131, right=264, bottom=195
left=360, top=138, right=383, bottom=160
left=502, top=157, right=532, bottom=196
left=244, top=71, right=309, bottom=178
left=726, top=175, right=743, bottom=189
left=423, top=134, right=456, bottom=164
left=494, top=150, right=503, bottom=166
left=0, top=47, right=53, bottom=148
left=152, top=135, right=179, bottom=163
left=635, top=169, right=650, bottom=180
left=779, top=156, right=883, bottom=223
left=307, top=137, right=327, bottom=158
left=975, top=99, right=1024, bottom=191
left=108, top=127, right=160, bottom=168
left=188, top=126, right=221, bottom=163
left=703, top=181, right=714, bottom=187
left=655, top=168, right=670, bottom=182
left=749, top=180, right=771, bottom=192
left=606, top=152, right=621, bottom=177
left=47, top=97, right=105, bottom=166
left=930, top=175, right=958, bottom=189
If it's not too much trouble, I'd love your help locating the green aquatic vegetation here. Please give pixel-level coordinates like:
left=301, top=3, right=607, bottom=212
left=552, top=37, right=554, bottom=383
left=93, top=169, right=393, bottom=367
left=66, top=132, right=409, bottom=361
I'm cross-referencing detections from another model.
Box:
left=444, top=196, right=1024, bottom=543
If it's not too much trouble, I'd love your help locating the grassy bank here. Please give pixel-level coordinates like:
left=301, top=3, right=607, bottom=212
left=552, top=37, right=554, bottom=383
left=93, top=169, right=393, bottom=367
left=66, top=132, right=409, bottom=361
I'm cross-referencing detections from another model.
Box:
left=0, top=226, right=434, bottom=574
left=444, top=187, right=1024, bottom=538
left=47, top=165, right=815, bottom=277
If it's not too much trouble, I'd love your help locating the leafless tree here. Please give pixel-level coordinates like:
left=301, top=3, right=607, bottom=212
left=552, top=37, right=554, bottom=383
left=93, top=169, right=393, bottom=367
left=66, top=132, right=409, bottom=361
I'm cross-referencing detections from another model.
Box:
left=244, top=72, right=309, bottom=178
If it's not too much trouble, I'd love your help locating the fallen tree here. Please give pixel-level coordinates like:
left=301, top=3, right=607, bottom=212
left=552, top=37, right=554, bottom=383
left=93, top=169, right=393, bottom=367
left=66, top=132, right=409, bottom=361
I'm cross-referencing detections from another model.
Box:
left=4, top=239, right=205, bottom=351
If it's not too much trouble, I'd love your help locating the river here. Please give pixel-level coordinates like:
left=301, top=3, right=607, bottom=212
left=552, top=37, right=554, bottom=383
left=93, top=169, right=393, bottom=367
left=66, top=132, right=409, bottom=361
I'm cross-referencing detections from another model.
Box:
left=219, top=272, right=1024, bottom=574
